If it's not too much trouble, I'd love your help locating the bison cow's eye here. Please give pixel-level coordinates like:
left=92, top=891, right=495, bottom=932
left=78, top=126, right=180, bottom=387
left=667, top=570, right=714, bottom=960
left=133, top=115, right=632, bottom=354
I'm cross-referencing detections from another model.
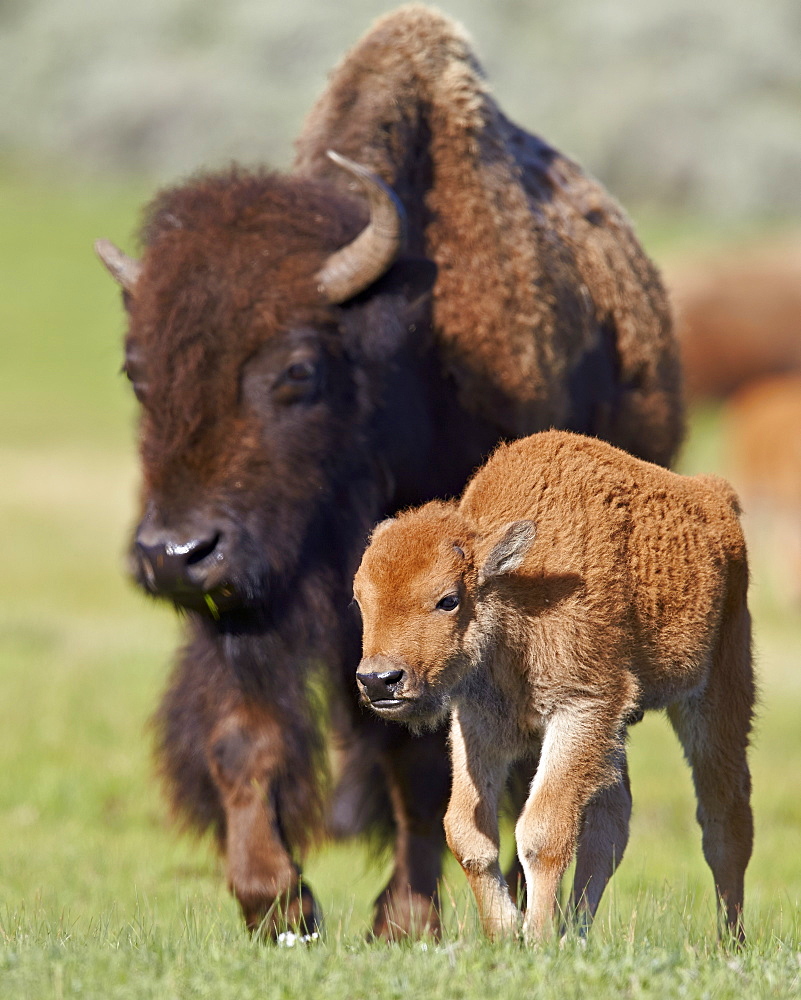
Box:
left=121, top=363, right=148, bottom=404
left=122, top=339, right=148, bottom=403
left=436, top=593, right=460, bottom=612
left=284, top=360, right=317, bottom=383
left=272, top=357, right=321, bottom=405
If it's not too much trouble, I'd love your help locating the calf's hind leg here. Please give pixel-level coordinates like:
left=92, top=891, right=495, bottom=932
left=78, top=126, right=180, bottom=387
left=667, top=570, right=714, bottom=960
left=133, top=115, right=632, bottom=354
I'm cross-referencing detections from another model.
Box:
left=568, top=747, right=632, bottom=932
left=667, top=695, right=753, bottom=943
left=667, top=608, right=754, bottom=944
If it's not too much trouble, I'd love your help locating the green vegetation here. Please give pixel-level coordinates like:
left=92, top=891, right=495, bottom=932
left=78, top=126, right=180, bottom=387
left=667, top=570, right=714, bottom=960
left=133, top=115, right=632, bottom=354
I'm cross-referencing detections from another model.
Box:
left=2, top=165, right=800, bottom=998
left=2, top=0, right=801, bottom=220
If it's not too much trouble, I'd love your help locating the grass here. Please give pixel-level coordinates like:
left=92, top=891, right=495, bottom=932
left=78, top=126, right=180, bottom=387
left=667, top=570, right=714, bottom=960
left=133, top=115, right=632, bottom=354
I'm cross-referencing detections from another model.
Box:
left=2, top=161, right=801, bottom=997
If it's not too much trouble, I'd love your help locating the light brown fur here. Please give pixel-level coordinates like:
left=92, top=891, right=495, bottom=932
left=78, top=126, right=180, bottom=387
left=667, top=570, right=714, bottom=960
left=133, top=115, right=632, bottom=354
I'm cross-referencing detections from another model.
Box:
left=354, top=430, right=754, bottom=943
left=296, top=4, right=683, bottom=464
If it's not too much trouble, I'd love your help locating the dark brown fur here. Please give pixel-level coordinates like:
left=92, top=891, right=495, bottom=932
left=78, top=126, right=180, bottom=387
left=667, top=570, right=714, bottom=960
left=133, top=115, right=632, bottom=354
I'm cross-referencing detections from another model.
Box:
left=99, top=6, right=684, bottom=939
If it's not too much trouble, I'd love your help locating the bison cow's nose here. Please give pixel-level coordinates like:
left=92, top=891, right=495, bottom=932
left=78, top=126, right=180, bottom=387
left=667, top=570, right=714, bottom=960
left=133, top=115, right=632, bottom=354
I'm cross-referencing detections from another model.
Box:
left=134, top=523, right=225, bottom=596
left=356, top=666, right=405, bottom=703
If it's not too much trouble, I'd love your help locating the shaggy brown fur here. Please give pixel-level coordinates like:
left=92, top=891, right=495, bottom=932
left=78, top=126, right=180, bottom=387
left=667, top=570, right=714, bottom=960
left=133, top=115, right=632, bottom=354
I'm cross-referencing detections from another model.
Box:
left=725, top=373, right=801, bottom=605
left=355, top=430, right=754, bottom=943
left=295, top=4, right=683, bottom=461
left=97, top=4, right=684, bottom=941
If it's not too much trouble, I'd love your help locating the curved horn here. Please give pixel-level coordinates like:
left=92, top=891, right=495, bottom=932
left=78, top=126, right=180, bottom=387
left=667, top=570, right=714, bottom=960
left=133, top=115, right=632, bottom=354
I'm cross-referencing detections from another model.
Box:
left=316, top=150, right=406, bottom=304
left=94, top=238, right=142, bottom=293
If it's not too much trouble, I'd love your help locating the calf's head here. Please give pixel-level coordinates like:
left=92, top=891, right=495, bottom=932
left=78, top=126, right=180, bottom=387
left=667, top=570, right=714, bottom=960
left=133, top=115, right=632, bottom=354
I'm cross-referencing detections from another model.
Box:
left=353, top=502, right=537, bottom=727
left=96, top=154, right=433, bottom=619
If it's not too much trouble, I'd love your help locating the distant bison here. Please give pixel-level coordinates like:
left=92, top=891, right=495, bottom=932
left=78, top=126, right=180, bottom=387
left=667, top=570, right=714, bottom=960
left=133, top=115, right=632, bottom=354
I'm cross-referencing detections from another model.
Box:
left=665, top=239, right=801, bottom=402
left=725, top=373, right=801, bottom=606
left=355, top=431, right=754, bottom=943
left=96, top=4, right=683, bottom=938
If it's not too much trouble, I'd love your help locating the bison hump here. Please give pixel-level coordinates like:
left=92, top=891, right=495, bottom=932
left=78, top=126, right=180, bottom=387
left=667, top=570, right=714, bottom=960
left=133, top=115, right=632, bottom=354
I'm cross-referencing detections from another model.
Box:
left=294, top=5, right=680, bottom=456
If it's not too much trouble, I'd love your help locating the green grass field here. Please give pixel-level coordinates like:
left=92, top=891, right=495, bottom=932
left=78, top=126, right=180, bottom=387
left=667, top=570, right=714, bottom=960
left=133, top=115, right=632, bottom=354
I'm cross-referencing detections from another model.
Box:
left=2, top=163, right=800, bottom=998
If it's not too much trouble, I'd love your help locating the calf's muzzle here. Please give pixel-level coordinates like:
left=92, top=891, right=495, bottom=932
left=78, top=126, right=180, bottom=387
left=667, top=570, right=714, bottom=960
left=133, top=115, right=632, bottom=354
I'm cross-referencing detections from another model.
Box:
left=356, top=655, right=407, bottom=706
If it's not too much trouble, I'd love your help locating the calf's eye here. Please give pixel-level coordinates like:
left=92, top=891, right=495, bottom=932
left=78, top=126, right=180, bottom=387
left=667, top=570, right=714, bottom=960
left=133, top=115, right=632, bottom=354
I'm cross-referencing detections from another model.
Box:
left=436, top=593, right=459, bottom=612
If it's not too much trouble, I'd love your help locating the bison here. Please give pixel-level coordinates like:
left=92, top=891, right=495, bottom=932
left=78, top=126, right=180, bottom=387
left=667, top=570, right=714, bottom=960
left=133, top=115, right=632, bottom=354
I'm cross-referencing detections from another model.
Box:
left=354, top=430, right=754, bottom=943
left=95, top=4, right=683, bottom=939
left=725, top=373, right=801, bottom=607
left=664, top=238, right=801, bottom=402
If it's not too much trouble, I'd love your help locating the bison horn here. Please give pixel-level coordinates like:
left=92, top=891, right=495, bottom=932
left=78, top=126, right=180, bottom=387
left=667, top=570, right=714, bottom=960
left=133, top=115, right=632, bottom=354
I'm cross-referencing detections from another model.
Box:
left=94, top=238, right=142, bottom=293
left=316, top=150, right=406, bottom=304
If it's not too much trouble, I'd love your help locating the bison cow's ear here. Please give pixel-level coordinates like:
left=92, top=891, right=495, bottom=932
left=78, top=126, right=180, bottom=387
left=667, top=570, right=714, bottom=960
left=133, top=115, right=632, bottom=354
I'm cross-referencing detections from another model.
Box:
left=339, top=257, right=437, bottom=362
left=389, top=258, right=438, bottom=314
left=478, top=521, right=537, bottom=585
left=358, top=257, right=437, bottom=316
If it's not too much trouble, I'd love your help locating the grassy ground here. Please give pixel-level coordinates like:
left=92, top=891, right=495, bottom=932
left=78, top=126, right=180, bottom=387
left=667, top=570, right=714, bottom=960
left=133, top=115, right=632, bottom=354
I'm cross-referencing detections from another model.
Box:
left=1, top=164, right=800, bottom=998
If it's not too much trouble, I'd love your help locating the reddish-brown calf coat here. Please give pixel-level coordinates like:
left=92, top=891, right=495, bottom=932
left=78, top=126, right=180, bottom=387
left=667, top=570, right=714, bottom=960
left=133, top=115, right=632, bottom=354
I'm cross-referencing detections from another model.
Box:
left=355, top=431, right=754, bottom=942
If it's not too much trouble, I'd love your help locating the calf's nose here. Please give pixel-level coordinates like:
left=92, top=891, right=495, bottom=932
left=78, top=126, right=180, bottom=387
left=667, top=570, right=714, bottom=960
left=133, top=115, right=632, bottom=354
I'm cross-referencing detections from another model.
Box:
left=356, top=664, right=405, bottom=703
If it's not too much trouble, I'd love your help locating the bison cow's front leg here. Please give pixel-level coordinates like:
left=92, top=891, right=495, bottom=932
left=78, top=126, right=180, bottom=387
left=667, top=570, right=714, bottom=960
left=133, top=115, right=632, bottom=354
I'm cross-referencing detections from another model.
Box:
left=372, top=728, right=451, bottom=940
left=208, top=704, right=320, bottom=937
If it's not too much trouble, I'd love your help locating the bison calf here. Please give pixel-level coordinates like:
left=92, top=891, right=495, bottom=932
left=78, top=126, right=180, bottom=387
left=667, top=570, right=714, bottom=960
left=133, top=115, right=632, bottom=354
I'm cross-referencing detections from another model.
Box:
left=354, top=430, right=754, bottom=943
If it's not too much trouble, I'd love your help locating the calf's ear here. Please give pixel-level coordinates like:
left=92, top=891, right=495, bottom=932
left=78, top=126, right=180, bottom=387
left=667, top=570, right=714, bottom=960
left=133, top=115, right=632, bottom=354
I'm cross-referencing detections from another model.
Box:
left=478, top=520, right=537, bottom=585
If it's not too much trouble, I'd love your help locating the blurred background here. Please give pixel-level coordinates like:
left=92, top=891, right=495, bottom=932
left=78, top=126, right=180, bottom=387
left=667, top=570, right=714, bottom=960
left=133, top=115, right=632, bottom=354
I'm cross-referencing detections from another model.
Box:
left=1, top=0, right=800, bottom=955
left=3, top=0, right=801, bottom=218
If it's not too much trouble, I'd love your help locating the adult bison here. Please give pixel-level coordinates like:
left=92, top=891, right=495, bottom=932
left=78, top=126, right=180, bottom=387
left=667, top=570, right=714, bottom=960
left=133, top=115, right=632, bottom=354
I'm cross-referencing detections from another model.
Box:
left=96, top=5, right=683, bottom=939
left=664, top=238, right=801, bottom=402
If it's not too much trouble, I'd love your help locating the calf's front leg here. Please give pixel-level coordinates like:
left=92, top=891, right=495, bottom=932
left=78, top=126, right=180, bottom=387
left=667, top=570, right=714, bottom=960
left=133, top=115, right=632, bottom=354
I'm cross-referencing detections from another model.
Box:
left=516, top=704, right=622, bottom=942
left=444, top=707, right=519, bottom=940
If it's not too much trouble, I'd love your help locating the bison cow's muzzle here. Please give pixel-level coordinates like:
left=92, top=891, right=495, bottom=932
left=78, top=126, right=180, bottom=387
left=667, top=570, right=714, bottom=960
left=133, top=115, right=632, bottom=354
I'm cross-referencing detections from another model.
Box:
left=132, top=515, right=238, bottom=612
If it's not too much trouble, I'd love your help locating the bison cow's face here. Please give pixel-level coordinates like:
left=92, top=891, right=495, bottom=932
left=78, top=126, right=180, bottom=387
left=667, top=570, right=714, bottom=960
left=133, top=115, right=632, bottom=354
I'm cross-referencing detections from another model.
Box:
left=97, top=158, right=428, bottom=620
left=354, top=505, right=538, bottom=728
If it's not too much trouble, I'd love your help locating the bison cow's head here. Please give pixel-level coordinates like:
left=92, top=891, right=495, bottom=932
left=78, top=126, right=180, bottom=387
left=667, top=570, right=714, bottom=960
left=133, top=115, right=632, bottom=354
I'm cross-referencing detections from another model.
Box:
left=96, top=153, right=434, bottom=620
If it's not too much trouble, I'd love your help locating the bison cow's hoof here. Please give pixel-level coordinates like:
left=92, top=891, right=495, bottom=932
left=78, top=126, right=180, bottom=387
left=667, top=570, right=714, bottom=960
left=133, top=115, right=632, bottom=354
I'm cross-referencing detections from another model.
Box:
left=239, top=880, right=321, bottom=941
left=371, top=886, right=441, bottom=942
